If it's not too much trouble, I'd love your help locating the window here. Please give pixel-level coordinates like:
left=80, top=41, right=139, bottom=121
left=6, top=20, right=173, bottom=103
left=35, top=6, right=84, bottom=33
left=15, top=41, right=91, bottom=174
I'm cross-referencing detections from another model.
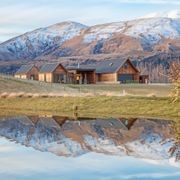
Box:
left=124, top=63, right=128, bottom=69
left=39, top=74, right=44, bottom=81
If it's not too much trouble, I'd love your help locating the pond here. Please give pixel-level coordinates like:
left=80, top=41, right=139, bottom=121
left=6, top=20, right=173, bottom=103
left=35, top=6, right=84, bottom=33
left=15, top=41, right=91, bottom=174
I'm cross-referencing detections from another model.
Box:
left=0, top=116, right=179, bottom=180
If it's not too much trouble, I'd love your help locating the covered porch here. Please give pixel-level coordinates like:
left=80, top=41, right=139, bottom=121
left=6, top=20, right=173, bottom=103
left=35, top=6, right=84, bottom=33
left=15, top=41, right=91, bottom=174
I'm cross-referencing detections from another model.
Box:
left=67, top=66, right=96, bottom=84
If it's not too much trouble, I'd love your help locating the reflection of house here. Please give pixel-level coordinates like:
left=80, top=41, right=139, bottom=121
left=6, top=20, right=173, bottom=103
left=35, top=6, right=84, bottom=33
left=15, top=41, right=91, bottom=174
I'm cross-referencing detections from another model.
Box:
left=39, top=63, right=67, bottom=83
left=96, top=59, right=139, bottom=83
left=53, top=116, right=68, bottom=126
left=66, top=65, right=96, bottom=84
left=118, top=118, right=137, bottom=130
left=27, top=116, right=40, bottom=125
left=83, top=118, right=137, bottom=130
left=27, top=115, right=68, bottom=127
left=26, top=116, right=137, bottom=130
left=15, top=64, right=39, bottom=80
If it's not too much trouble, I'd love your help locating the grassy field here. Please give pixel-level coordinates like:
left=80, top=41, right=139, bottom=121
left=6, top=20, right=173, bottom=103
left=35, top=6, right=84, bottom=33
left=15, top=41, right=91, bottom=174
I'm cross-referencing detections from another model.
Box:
left=67, top=84, right=172, bottom=97
left=0, top=74, right=179, bottom=121
left=0, top=96, right=179, bottom=121
left=0, top=75, right=77, bottom=94
left=0, top=74, right=173, bottom=97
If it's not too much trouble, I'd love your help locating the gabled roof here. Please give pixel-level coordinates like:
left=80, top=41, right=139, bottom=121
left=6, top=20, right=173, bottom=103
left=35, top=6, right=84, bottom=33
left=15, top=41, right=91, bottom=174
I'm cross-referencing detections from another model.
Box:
left=66, top=64, right=96, bottom=71
left=96, top=58, right=139, bottom=74
left=96, top=59, right=127, bottom=74
left=15, top=64, right=35, bottom=74
left=39, top=63, right=65, bottom=73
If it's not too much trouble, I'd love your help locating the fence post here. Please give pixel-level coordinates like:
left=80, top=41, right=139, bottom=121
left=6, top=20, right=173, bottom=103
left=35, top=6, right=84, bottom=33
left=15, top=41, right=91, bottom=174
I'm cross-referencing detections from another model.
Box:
left=73, top=105, right=79, bottom=120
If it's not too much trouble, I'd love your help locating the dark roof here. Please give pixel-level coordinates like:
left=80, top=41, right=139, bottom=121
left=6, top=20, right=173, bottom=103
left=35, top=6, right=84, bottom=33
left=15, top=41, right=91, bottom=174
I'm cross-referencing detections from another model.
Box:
left=66, top=64, right=96, bottom=71
left=15, top=64, right=35, bottom=74
left=39, top=63, right=64, bottom=73
left=66, top=58, right=139, bottom=73
left=96, top=59, right=127, bottom=74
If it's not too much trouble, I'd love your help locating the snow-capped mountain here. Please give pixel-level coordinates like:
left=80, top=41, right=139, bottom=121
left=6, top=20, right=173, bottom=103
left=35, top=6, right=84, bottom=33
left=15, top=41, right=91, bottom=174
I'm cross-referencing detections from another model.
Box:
left=0, top=116, right=179, bottom=165
left=0, top=10, right=179, bottom=65
left=142, top=9, right=180, bottom=19
left=0, top=21, right=87, bottom=60
left=80, top=17, right=180, bottom=49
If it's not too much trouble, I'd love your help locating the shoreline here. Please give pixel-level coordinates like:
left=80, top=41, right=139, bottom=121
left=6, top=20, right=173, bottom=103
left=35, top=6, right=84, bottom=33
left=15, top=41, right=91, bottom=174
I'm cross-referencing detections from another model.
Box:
left=0, top=96, right=179, bottom=121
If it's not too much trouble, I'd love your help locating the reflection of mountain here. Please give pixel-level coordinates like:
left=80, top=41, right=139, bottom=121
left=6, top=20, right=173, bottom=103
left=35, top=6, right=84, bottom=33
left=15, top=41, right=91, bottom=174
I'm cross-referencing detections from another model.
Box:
left=0, top=116, right=179, bottom=162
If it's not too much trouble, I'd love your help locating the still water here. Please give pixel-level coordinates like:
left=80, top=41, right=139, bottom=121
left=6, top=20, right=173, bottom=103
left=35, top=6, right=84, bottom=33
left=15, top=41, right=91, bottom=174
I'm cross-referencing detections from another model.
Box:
left=0, top=116, right=179, bottom=180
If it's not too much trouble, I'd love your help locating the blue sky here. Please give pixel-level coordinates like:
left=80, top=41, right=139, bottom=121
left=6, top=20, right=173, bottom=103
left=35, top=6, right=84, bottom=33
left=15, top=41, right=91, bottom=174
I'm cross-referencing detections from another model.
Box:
left=0, top=0, right=179, bottom=42
left=0, top=137, right=180, bottom=180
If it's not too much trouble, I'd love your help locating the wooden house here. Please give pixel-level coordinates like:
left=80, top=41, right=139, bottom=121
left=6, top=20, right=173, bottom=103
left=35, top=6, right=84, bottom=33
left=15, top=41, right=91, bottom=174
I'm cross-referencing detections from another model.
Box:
left=39, top=63, right=67, bottom=83
left=15, top=64, right=39, bottom=80
left=66, top=65, right=96, bottom=84
left=96, top=58, right=139, bottom=83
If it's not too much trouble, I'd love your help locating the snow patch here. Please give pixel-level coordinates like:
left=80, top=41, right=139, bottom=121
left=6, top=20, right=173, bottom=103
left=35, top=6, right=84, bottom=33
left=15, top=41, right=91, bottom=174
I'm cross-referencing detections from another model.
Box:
left=142, top=10, right=180, bottom=19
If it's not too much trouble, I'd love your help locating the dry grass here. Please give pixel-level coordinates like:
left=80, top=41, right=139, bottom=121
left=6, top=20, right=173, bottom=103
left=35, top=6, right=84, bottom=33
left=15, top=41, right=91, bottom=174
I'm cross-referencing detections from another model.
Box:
left=0, top=74, right=173, bottom=97
left=0, top=74, right=179, bottom=121
left=68, top=84, right=172, bottom=97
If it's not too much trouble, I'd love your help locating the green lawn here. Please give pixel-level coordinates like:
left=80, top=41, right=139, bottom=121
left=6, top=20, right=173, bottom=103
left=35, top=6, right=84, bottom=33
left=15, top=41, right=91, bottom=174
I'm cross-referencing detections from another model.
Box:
left=0, top=96, right=179, bottom=121
left=0, top=74, right=179, bottom=121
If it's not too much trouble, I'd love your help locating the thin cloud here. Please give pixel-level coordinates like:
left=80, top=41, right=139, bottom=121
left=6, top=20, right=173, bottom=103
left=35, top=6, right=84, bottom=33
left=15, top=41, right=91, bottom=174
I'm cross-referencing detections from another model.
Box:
left=120, top=172, right=180, bottom=179
left=115, top=0, right=180, bottom=4
left=0, top=0, right=179, bottom=41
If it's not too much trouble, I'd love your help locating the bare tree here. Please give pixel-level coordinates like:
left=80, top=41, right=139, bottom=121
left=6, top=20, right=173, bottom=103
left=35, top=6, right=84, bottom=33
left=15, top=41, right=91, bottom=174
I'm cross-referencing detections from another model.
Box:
left=169, top=61, right=180, bottom=103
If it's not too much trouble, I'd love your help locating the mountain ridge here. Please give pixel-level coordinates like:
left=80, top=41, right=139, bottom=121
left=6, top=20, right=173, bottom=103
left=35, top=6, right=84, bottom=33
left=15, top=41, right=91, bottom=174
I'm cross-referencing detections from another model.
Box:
left=0, top=10, right=179, bottom=81
left=0, top=13, right=179, bottom=61
left=142, top=9, right=180, bottom=19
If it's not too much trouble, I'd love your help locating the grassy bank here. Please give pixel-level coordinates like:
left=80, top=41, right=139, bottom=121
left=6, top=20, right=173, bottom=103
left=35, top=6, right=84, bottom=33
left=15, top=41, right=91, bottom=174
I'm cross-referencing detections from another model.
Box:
left=0, top=74, right=172, bottom=97
left=0, top=74, right=179, bottom=120
left=0, top=96, right=179, bottom=120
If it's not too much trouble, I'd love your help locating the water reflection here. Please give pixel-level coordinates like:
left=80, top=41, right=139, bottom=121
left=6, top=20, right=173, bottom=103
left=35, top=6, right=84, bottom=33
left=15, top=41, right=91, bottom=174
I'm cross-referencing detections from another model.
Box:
left=0, top=116, right=179, bottom=161
left=0, top=116, right=180, bottom=179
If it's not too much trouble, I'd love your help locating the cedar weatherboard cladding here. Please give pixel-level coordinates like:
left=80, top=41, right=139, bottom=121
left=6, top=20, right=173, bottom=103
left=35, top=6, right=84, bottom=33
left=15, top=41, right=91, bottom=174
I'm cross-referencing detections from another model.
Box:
left=15, top=64, right=39, bottom=80
left=39, top=63, right=67, bottom=83
left=96, top=59, right=139, bottom=82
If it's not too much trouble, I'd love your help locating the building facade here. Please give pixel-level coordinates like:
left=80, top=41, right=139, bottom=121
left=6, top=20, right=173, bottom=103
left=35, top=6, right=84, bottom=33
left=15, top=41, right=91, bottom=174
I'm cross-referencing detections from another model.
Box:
left=67, top=65, right=96, bottom=84
left=39, top=63, right=68, bottom=83
left=15, top=58, right=143, bottom=84
left=15, top=64, right=39, bottom=80
left=96, top=59, right=139, bottom=83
